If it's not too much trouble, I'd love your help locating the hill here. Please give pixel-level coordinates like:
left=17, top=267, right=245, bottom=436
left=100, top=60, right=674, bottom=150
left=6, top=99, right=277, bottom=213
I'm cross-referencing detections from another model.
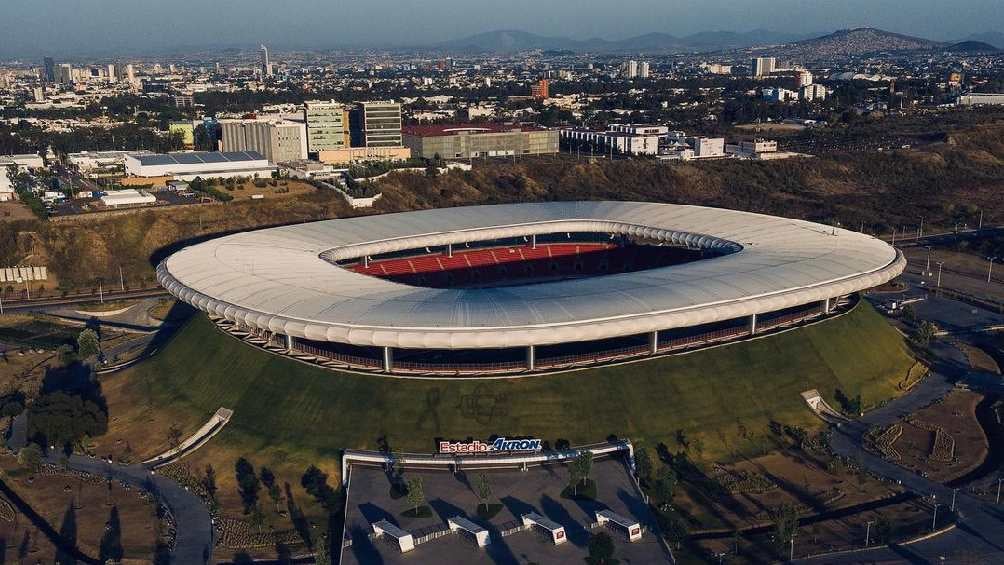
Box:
left=963, top=32, right=1004, bottom=50
left=771, top=27, right=943, bottom=60
left=946, top=40, right=1000, bottom=53
left=95, top=302, right=915, bottom=481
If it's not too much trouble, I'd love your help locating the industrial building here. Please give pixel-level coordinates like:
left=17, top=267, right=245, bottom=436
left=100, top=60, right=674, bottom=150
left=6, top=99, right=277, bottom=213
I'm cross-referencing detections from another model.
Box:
left=124, top=151, right=276, bottom=181
left=220, top=119, right=308, bottom=164
left=303, top=100, right=350, bottom=154
left=403, top=124, right=559, bottom=159
left=158, top=201, right=904, bottom=377
left=957, top=93, right=1004, bottom=106
left=560, top=128, right=660, bottom=156
left=349, top=101, right=403, bottom=147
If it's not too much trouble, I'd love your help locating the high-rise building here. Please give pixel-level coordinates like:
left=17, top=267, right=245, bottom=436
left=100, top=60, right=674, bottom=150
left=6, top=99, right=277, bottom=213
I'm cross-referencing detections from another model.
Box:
left=530, top=79, right=549, bottom=100
left=638, top=61, right=650, bottom=79
left=751, top=57, right=776, bottom=78
left=43, top=57, right=56, bottom=83
left=56, top=64, right=74, bottom=86
left=303, top=100, right=350, bottom=154
left=349, top=101, right=403, bottom=147
left=106, top=64, right=117, bottom=82
left=623, top=60, right=639, bottom=78
left=32, top=87, right=45, bottom=103
left=260, top=44, right=273, bottom=77
left=220, top=118, right=307, bottom=164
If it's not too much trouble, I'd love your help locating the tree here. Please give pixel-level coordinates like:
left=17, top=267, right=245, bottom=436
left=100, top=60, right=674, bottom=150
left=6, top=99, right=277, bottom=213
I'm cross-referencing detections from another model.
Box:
left=99, top=506, right=124, bottom=562
left=771, top=503, right=799, bottom=553
left=915, top=320, right=938, bottom=347
left=570, top=451, right=594, bottom=495
left=301, top=465, right=339, bottom=511
left=406, top=477, right=425, bottom=515
left=586, top=531, right=618, bottom=564
left=635, top=448, right=653, bottom=485
left=261, top=466, right=281, bottom=511
left=167, top=424, right=183, bottom=448
left=17, top=444, right=42, bottom=472
left=475, top=473, right=493, bottom=513
left=76, top=328, right=100, bottom=359
left=203, top=464, right=218, bottom=502
left=653, top=466, right=677, bottom=506
left=27, top=391, right=108, bottom=450
left=234, top=457, right=261, bottom=514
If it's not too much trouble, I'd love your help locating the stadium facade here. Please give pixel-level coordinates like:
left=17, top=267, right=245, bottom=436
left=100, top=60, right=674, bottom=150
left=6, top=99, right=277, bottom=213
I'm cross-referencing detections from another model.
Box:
left=157, top=202, right=905, bottom=377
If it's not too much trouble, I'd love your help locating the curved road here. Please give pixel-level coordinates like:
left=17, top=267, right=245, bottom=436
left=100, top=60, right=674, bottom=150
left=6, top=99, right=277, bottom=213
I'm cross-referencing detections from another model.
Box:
left=798, top=295, right=1004, bottom=563
left=52, top=453, right=215, bottom=564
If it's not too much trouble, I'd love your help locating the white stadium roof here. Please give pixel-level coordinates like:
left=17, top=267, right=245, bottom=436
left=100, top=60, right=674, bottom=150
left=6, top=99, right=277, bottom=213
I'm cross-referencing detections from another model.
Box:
left=158, top=202, right=905, bottom=349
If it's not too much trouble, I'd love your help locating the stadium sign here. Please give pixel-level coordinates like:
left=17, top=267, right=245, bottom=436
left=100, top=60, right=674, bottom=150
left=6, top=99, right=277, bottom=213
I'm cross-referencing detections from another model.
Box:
left=438, top=437, right=543, bottom=454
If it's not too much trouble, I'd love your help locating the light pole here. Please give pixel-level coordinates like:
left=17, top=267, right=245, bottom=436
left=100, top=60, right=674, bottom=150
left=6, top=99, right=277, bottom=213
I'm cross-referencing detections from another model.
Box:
left=989, top=257, right=996, bottom=285
left=865, top=520, right=874, bottom=546
left=892, top=227, right=897, bottom=247
left=997, top=477, right=1002, bottom=504
left=951, top=488, right=958, bottom=512
left=790, top=531, right=796, bottom=562
left=979, top=209, right=984, bottom=231
left=926, top=246, right=932, bottom=275
left=936, top=262, right=944, bottom=289
left=919, top=217, right=924, bottom=239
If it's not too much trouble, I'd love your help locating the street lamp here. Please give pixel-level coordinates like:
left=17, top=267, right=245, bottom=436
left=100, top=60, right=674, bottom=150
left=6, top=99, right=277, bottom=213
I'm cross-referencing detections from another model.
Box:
left=936, top=262, right=944, bottom=289
left=926, top=246, right=932, bottom=276
left=932, top=493, right=939, bottom=531
left=988, top=257, right=997, bottom=286
left=14, top=277, right=28, bottom=300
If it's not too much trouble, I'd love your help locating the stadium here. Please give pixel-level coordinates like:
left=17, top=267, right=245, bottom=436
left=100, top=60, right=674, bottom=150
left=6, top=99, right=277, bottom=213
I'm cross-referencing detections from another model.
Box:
left=156, top=201, right=906, bottom=377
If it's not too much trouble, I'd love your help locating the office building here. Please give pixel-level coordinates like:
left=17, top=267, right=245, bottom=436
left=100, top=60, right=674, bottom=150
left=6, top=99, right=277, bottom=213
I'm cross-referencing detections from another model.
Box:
left=303, top=100, right=350, bottom=154
left=32, top=87, right=45, bottom=103
left=350, top=101, right=403, bottom=147
left=690, top=137, right=726, bottom=158
left=106, top=64, right=117, bottom=82
left=220, top=118, right=308, bottom=164
left=56, top=64, right=73, bottom=86
left=173, top=94, right=195, bottom=108
left=260, top=44, right=273, bottom=77
left=801, top=83, right=828, bottom=102
left=762, top=87, right=799, bottom=103
left=43, top=57, right=56, bottom=83
left=560, top=129, right=659, bottom=156
left=403, top=124, right=559, bottom=159
left=530, top=79, right=549, bottom=100
left=115, top=63, right=135, bottom=85
left=622, top=60, right=639, bottom=79
left=638, top=61, right=650, bottom=79
left=751, top=57, right=776, bottom=78
left=316, top=146, right=412, bottom=165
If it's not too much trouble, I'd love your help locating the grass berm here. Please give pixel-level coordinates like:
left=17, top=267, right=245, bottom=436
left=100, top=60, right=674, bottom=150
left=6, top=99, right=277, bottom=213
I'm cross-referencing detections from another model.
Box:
left=96, top=300, right=915, bottom=481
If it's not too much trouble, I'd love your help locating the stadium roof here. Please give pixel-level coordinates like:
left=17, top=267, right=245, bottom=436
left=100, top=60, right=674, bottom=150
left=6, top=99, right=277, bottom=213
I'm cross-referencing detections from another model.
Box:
left=158, top=202, right=905, bottom=349
left=131, top=151, right=266, bottom=166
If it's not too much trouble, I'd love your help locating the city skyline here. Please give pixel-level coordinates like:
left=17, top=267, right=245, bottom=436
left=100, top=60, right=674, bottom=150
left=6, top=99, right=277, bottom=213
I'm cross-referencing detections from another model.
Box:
left=2, top=0, right=1003, bottom=57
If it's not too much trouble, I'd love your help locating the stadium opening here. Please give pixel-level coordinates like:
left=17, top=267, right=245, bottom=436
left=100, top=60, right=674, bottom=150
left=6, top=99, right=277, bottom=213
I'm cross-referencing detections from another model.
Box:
left=158, top=201, right=905, bottom=377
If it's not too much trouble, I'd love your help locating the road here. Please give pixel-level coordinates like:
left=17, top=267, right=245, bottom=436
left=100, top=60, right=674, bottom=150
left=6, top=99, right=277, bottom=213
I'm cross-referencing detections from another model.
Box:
left=795, top=292, right=1004, bottom=562
left=1, top=287, right=168, bottom=313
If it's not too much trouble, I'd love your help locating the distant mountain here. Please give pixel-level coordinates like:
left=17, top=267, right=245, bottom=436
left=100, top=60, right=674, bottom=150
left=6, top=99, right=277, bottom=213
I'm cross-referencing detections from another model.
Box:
left=433, top=28, right=815, bottom=54
left=962, top=32, right=1004, bottom=50
left=770, top=28, right=943, bottom=59
left=946, top=40, right=1000, bottom=53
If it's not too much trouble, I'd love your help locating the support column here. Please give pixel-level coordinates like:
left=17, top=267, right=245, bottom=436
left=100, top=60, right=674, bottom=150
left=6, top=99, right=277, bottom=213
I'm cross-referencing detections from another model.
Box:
left=526, top=345, right=536, bottom=371
left=363, top=255, right=370, bottom=268
left=285, top=334, right=294, bottom=352
left=531, top=234, right=537, bottom=249
left=383, top=346, right=394, bottom=373
left=447, top=243, right=453, bottom=258
left=823, top=298, right=831, bottom=314
left=649, top=330, right=659, bottom=355
left=749, top=313, right=758, bottom=335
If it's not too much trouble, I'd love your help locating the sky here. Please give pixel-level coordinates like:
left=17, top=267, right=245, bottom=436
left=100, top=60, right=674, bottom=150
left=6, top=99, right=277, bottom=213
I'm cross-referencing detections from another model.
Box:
left=2, top=0, right=1002, bottom=57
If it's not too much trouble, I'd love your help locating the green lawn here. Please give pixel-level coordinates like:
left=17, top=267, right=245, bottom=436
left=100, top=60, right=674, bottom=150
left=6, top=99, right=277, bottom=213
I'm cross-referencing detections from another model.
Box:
left=102, top=301, right=914, bottom=471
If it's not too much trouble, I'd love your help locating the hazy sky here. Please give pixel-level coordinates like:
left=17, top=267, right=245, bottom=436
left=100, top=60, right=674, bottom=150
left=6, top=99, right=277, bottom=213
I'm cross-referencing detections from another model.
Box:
left=3, top=0, right=1002, bottom=57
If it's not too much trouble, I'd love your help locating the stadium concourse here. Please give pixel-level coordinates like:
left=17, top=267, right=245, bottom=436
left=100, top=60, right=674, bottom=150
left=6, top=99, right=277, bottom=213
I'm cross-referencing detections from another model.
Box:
left=157, top=201, right=906, bottom=377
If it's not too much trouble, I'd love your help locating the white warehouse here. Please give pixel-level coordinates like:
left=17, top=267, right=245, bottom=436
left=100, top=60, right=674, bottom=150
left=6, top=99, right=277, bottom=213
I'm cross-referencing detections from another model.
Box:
left=124, top=151, right=277, bottom=181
